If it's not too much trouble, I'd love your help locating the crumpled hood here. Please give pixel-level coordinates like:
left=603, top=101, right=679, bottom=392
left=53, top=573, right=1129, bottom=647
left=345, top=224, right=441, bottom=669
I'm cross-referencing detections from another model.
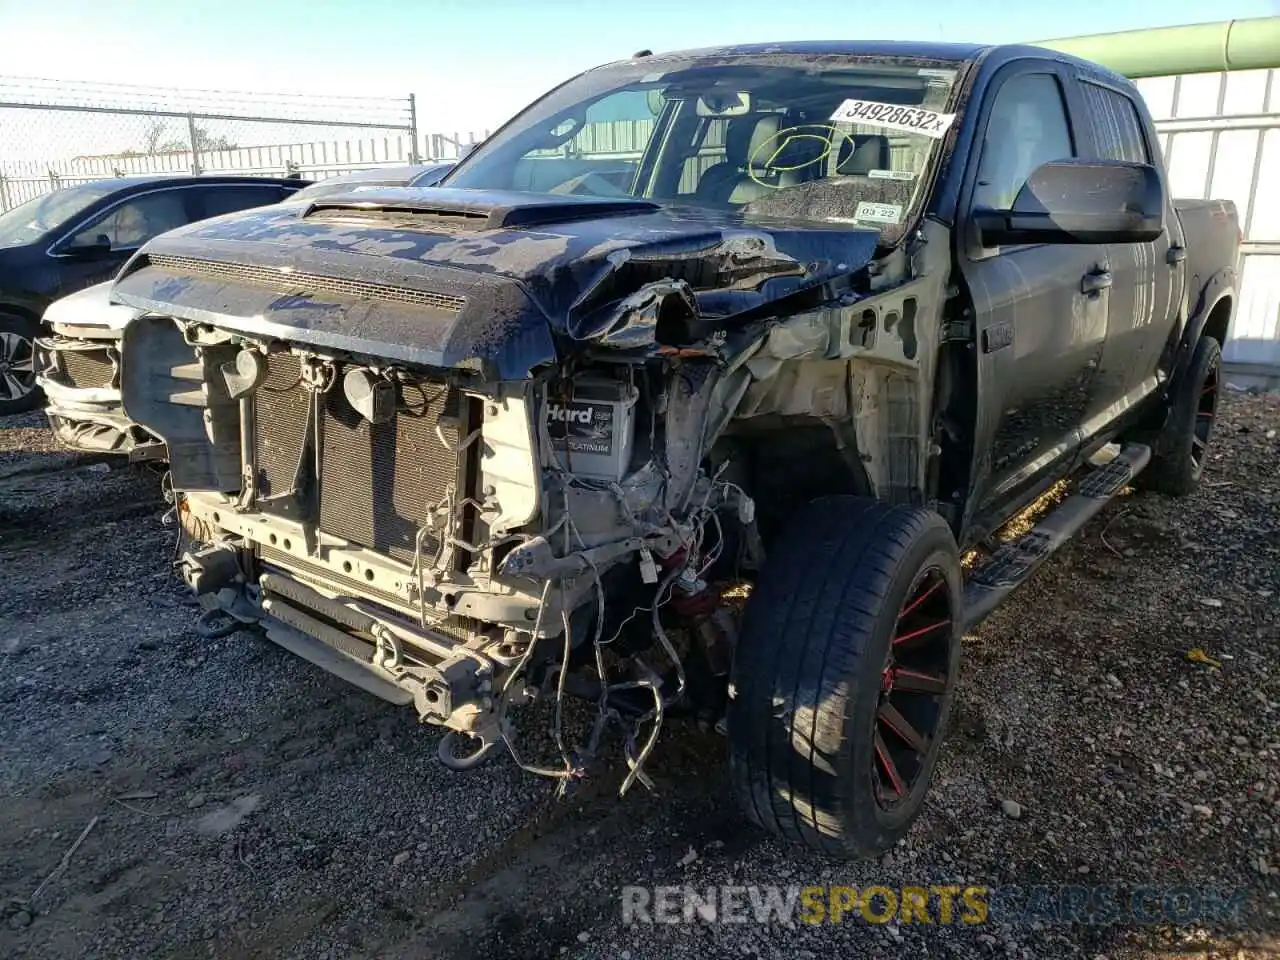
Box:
left=43, top=280, right=142, bottom=331
left=111, top=187, right=882, bottom=378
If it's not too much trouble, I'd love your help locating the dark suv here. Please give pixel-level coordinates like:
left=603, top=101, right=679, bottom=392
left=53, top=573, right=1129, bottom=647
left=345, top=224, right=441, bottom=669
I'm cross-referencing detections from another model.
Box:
left=0, top=174, right=308, bottom=414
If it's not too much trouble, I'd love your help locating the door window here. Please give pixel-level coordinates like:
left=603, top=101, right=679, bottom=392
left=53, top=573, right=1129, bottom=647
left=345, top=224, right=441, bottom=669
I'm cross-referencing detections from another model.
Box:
left=198, top=185, right=287, bottom=218
left=1081, top=82, right=1151, bottom=163
left=67, top=191, right=189, bottom=251
left=973, top=74, right=1075, bottom=211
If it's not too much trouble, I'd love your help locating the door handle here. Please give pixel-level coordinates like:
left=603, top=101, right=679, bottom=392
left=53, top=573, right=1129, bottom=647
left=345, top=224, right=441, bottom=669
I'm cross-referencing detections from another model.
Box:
left=1167, top=245, right=1187, bottom=264
left=1081, top=270, right=1113, bottom=295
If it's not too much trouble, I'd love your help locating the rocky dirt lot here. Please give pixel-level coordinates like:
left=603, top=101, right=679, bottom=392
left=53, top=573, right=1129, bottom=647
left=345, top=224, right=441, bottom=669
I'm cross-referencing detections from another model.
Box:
left=1, top=395, right=1277, bottom=960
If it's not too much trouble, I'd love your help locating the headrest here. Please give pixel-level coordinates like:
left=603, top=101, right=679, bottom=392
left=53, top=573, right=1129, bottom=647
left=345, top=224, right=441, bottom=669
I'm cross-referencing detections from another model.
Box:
left=725, top=115, right=762, bottom=164
left=746, top=115, right=786, bottom=167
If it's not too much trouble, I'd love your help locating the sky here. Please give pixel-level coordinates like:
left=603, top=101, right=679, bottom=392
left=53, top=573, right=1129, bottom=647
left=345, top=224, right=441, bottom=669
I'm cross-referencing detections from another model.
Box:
left=1, top=0, right=1279, bottom=144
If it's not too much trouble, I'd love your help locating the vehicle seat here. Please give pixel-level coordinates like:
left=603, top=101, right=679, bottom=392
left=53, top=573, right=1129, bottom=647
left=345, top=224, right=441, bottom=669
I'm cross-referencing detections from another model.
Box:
left=835, top=134, right=892, bottom=175
left=696, top=115, right=822, bottom=206
left=695, top=115, right=775, bottom=205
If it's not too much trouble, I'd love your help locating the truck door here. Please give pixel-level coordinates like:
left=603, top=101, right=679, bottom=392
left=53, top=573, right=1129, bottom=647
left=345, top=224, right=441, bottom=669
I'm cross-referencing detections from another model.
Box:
left=1074, top=78, right=1176, bottom=440
left=956, top=64, right=1109, bottom=527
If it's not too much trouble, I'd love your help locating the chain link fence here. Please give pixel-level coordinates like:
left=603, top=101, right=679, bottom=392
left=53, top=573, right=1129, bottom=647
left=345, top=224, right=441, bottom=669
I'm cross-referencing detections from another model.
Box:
left=0, top=76, right=490, bottom=211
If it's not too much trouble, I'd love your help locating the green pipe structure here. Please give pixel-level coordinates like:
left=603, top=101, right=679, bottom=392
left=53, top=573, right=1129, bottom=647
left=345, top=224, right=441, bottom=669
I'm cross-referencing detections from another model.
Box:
left=1034, top=17, right=1280, bottom=78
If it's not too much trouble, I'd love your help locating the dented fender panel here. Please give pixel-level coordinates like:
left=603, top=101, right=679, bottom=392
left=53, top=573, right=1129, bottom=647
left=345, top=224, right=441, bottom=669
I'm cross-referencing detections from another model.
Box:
left=724, top=219, right=953, bottom=502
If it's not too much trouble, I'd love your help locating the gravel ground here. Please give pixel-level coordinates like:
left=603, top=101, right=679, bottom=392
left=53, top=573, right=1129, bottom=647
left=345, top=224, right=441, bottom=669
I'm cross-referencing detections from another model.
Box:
left=1, top=395, right=1277, bottom=960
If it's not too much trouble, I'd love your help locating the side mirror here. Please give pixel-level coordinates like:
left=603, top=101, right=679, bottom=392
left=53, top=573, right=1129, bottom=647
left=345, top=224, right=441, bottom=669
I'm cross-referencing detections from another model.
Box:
left=60, top=234, right=113, bottom=259
left=973, top=159, right=1165, bottom=247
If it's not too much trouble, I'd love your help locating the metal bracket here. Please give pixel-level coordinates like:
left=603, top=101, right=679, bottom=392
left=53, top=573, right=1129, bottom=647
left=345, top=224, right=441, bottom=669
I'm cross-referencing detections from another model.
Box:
left=437, top=730, right=501, bottom=771
left=371, top=623, right=403, bottom=670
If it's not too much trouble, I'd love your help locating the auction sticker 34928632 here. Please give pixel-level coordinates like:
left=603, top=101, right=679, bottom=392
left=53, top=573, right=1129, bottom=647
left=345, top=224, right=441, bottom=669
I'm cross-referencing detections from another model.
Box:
left=828, top=99, right=957, bottom=139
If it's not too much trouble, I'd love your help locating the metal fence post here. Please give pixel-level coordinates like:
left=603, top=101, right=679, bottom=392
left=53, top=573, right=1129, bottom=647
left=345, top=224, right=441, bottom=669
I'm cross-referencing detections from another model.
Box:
left=407, top=93, right=421, bottom=164
left=0, top=175, right=9, bottom=212
left=187, top=113, right=203, bottom=175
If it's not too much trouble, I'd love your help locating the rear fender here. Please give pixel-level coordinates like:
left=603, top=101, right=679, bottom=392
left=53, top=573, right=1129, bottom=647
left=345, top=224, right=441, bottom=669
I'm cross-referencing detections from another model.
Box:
left=1168, top=265, right=1235, bottom=396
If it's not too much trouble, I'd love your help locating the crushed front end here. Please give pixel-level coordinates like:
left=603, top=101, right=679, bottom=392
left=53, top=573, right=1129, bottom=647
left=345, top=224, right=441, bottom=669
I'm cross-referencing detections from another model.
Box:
left=113, top=45, right=959, bottom=786
left=35, top=282, right=164, bottom=458
left=119, top=296, right=753, bottom=780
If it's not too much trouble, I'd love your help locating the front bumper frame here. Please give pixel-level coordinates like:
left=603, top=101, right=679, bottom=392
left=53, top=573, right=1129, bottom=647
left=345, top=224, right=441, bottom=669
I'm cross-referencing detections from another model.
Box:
left=35, top=331, right=165, bottom=458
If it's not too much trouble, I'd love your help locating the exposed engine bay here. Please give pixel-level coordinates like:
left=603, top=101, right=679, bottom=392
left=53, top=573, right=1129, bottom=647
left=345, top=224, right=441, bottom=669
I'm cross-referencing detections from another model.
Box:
left=111, top=48, right=963, bottom=790
left=117, top=207, right=945, bottom=789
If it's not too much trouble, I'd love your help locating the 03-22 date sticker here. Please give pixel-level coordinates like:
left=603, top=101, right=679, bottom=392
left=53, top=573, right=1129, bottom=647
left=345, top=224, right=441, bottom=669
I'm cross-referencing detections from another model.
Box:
left=829, top=99, right=956, bottom=138
left=854, top=201, right=903, bottom=225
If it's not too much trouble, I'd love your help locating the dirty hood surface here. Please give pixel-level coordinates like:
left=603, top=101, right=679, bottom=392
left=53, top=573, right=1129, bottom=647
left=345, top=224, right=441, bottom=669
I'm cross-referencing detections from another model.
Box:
left=112, top=187, right=882, bottom=378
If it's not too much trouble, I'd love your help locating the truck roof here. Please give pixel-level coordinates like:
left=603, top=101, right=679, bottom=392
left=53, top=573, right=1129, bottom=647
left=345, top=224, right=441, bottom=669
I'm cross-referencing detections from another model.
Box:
left=604, top=40, right=1129, bottom=85
left=645, top=40, right=990, bottom=61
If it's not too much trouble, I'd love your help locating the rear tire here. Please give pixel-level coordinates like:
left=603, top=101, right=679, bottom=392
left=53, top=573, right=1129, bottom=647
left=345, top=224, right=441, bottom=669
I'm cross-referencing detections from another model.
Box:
left=1138, top=335, right=1221, bottom=497
left=727, top=496, right=962, bottom=859
left=0, top=310, right=42, bottom=416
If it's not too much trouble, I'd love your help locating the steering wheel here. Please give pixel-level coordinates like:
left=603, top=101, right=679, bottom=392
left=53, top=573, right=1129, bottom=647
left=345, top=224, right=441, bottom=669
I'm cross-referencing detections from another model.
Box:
left=745, top=123, right=842, bottom=190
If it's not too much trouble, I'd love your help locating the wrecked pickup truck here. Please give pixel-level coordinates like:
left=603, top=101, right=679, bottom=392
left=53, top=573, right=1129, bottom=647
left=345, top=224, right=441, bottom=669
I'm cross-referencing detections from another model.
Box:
left=114, top=40, right=1238, bottom=858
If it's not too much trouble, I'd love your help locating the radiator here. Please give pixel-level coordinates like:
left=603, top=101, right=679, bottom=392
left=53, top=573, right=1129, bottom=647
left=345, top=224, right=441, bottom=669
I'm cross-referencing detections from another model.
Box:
left=58, top=347, right=116, bottom=389
left=251, top=355, right=459, bottom=566
left=253, top=353, right=310, bottom=501
left=320, top=375, right=458, bottom=565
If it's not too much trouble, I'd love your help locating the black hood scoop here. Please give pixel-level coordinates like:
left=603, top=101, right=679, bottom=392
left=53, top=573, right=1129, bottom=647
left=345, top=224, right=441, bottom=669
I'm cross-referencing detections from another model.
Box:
left=303, top=186, right=661, bottom=231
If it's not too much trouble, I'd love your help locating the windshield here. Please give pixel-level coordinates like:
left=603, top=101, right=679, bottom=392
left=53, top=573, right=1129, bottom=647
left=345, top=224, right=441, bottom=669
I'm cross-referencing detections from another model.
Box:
left=446, top=55, right=962, bottom=243
left=0, top=181, right=121, bottom=249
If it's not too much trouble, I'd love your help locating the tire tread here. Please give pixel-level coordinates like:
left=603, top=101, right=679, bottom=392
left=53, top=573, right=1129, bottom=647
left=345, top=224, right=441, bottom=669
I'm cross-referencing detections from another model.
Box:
left=728, top=496, right=958, bottom=857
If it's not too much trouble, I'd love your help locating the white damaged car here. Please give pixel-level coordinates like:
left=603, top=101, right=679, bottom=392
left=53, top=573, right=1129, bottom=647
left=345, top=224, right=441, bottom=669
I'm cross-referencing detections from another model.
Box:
left=35, top=281, right=163, bottom=458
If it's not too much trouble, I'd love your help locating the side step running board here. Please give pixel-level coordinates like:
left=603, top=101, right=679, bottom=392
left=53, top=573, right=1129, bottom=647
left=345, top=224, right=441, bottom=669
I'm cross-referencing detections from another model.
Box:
left=961, top=442, right=1151, bottom=632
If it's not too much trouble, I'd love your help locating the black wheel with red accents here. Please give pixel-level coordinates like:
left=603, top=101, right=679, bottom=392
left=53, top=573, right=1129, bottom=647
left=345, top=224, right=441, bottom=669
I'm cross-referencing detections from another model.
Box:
left=727, top=496, right=962, bottom=859
left=1138, top=335, right=1222, bottom=497
left=873, top=564, right=956, bottom=811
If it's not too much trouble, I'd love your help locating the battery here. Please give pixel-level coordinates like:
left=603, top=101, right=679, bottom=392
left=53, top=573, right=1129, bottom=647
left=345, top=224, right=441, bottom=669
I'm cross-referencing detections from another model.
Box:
left=544, top=374, right=638, bottom=481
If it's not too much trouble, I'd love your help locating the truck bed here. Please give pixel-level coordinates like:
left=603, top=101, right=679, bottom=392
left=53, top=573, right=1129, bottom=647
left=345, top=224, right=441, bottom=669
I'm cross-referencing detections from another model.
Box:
left=1173, top=198, right=1240, bottom=320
